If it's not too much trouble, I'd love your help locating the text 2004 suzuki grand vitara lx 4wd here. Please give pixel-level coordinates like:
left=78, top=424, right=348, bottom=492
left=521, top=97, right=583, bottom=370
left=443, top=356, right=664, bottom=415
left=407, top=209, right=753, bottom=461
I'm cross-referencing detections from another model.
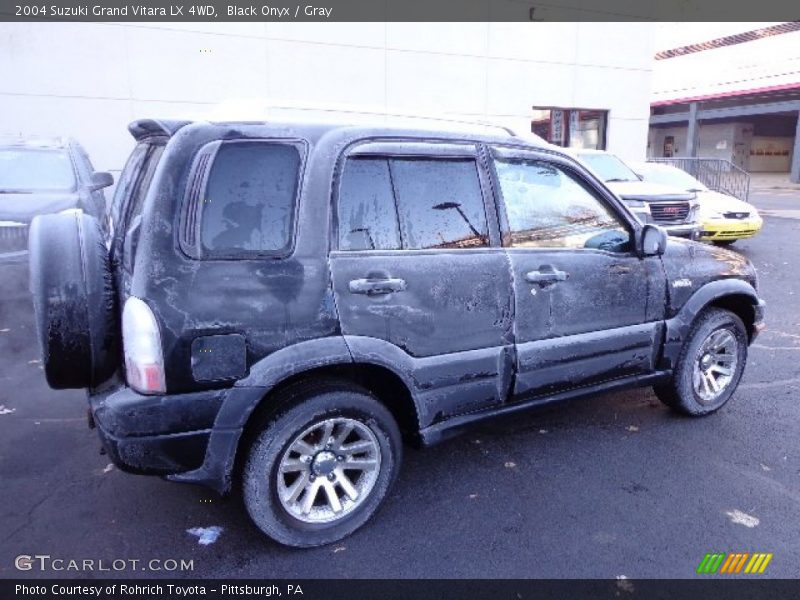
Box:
left=29, top=119, right=765, bottom=547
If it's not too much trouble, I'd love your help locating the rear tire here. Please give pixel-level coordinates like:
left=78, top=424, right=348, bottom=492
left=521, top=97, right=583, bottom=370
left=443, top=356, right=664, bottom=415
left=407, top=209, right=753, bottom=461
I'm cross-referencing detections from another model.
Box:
left=654, top=308, right=747, bottom=416
left=243, top=381, right=402, bottom=547
left=28, top=212, right=118, bottom=389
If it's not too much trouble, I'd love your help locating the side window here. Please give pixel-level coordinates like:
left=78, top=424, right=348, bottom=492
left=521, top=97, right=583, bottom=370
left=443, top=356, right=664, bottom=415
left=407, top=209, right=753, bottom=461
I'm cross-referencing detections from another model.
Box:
left=391, top=159, right=488, bottom=250
left=338, top=158, right=400, bottom=251
left=116, top=144, right=165, bottom=271
left=494, top=158, right=631, bottom=252
left=127, top=145, right=164, bottom=225
left=337, top=155, right=489, bottom=251
left=199, top=142, right=300, bottom=256
left=109, top=143, right=148, bottom=241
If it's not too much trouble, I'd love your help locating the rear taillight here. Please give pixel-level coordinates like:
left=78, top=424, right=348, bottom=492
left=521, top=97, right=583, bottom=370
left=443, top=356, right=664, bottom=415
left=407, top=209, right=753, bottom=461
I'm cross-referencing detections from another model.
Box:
left=122, top=297, right=166, bottom=394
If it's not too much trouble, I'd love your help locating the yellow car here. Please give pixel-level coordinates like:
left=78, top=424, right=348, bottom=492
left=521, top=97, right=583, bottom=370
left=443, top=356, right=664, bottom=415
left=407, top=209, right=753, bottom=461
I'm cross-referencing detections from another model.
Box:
left=634, top=163, right=762, bottom=246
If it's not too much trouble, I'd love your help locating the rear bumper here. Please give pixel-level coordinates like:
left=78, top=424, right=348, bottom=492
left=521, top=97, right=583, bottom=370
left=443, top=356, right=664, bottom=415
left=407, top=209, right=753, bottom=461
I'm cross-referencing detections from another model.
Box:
left=89, top=385, right=225, bottom=476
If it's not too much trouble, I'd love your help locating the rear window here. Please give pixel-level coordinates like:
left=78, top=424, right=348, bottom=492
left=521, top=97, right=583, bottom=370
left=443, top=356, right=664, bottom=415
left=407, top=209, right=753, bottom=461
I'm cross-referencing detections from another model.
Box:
left=199, top=142, right=301, bottom=256
left=0, top=148, right=76, bottom=192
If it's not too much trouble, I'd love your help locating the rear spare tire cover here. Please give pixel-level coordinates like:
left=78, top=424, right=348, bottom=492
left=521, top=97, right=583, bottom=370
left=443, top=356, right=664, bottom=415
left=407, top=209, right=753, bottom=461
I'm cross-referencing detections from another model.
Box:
left=28, top=212, right=119, bottom=389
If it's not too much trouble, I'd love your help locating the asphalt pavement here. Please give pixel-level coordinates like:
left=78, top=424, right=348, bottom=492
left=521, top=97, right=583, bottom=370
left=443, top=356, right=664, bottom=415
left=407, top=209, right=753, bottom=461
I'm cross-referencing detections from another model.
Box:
left=1, top=191, right=798, bottom=579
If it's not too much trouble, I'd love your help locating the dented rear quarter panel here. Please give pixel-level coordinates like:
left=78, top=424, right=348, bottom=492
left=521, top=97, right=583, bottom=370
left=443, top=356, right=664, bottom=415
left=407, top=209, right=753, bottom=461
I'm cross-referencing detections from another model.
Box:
left=131, top=123, right=341, bottom=393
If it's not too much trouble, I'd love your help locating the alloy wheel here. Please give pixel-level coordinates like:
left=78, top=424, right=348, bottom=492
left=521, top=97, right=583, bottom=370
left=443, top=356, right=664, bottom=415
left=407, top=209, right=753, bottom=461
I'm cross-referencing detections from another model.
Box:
left=276, top=418, right=382, bottom=524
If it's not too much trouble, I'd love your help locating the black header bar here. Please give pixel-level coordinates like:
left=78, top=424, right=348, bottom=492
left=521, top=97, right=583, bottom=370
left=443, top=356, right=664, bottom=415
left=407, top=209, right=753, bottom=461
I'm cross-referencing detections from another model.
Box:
left=1, top=0, right=799, bottom=22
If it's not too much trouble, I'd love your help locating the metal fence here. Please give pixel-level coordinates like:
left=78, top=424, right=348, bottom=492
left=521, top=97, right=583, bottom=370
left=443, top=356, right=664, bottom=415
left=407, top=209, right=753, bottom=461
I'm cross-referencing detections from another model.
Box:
left=648, top=157, right=751, bottom=201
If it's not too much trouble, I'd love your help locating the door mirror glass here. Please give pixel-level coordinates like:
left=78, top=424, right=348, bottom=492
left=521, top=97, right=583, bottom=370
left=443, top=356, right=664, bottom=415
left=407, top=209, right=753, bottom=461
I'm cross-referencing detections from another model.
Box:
left=90, top=171, right=114, bottom=191
left=640, top=224, right=668, bottom=256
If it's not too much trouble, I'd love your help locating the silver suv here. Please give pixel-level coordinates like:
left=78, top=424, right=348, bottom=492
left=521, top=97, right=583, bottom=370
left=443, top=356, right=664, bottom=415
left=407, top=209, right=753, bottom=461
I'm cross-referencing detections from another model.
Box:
left=571, top=149, right=699, bottom=238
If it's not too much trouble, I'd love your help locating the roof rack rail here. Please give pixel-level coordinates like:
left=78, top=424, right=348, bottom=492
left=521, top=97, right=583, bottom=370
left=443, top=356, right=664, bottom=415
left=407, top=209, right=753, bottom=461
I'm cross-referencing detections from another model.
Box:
left=214, top=103, right=519, bottom=137
left=395, top=115, right=518, bottom=137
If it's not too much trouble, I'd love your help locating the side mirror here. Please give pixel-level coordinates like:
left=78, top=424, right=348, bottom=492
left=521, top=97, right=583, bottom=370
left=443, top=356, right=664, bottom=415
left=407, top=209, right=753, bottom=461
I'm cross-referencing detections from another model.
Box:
left=640, top=224, right=668, bottom=256
left=89, top=171, right=114, bottom=191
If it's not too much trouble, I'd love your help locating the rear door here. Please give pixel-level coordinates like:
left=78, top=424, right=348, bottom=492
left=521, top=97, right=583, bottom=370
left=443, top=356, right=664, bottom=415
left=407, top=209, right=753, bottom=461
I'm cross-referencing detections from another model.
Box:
left=489, top=148, right=665, bottom=399
left=329, top=141, right=514, bottom=421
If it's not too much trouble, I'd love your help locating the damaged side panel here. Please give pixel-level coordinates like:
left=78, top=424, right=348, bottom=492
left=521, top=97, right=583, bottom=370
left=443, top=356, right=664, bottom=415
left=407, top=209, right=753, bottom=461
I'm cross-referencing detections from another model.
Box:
left=515, top=322, right=661, bottom=397
left=132, top=123, right=339, bottom=394
left=345, top=335, right=514, bottom=428
left=658, top=240, right=760, bottom=370
left=507, top=248, right=657, bottom=398
left=331, top=249, right=515, bottom=424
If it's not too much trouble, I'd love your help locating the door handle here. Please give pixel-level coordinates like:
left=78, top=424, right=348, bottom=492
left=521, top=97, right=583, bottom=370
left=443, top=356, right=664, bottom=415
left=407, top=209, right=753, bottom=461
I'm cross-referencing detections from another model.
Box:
left=349, top=278, right=407, bottom=296
left=525, top=267, right=568, bottom=285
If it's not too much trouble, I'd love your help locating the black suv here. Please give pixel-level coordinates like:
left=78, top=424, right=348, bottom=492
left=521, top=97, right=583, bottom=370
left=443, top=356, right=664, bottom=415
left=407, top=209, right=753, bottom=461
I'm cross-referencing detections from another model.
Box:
left=29, top=119, right=765, bottom=547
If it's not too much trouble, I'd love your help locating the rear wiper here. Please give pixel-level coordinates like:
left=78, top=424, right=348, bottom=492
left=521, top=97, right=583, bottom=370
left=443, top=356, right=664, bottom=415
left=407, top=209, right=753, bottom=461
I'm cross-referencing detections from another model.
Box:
left=0, top=189, right=32, bottom=194
left=605, top=178, right=633, bottom=183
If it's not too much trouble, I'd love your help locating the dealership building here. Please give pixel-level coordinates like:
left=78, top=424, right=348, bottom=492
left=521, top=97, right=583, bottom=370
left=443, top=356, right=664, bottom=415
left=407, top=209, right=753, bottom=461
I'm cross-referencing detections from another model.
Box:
left=648, top=22, right=800, bottom=183
left=1, top=22, right=656, bottom=176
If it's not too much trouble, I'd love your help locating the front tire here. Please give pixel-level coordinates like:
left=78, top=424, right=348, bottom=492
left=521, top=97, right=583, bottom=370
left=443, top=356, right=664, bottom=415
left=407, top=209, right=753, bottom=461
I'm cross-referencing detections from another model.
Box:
left=243, top=381, right=402, bottom=547
left=654, top=308, right=748, bottom=416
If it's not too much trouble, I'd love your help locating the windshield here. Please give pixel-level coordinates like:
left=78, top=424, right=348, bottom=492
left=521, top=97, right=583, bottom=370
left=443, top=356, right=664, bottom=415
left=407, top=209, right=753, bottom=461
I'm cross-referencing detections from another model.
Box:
left=640, top=166, right=707, bottom=191
left=578, top=152, right=640, bottom=183
left=0, top=148, right=76, bottom=192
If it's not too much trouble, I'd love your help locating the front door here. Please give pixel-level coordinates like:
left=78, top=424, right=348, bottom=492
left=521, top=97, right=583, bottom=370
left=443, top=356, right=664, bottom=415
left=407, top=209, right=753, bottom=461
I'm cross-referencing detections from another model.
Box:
left=490, top=148, right=663, bottom=399
left=329, top=142, right=514, bottom=422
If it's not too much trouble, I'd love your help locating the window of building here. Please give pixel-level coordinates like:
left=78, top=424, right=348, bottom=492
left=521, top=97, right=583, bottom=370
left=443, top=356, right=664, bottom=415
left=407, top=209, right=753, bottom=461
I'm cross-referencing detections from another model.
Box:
left=531, top=108, right=608, bottom=150
left=337, top=157, right=489, bottom=251
left=494, top=157, right=630, bottom=252
left=200, top=142, right=300, bottom=256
